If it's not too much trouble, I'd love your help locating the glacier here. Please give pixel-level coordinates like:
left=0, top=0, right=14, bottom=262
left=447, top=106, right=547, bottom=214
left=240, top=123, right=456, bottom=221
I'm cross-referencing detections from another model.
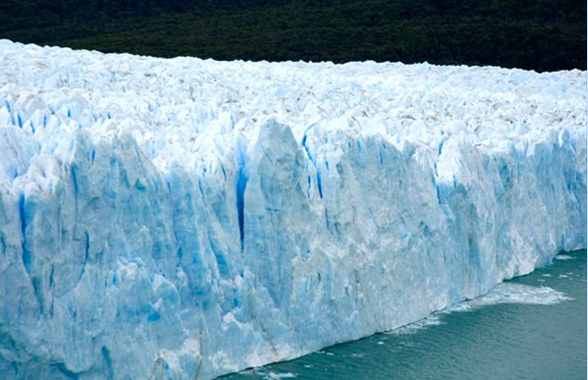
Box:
left=0, top=39, right=585, bottom=379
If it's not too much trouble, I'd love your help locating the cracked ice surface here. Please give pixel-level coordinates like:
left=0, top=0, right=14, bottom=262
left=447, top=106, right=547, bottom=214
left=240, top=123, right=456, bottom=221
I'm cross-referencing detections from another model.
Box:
left=0, top=40, right=585, bottom=379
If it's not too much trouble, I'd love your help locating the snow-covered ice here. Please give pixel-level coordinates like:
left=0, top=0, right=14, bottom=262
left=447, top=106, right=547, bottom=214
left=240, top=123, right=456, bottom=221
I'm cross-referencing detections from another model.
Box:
left=0, top=40, right=585, bottom=379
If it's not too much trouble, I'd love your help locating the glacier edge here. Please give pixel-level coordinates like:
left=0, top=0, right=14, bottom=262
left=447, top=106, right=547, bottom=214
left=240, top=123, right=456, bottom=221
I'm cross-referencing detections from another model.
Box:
left=0, top=40, right=586, bottom=380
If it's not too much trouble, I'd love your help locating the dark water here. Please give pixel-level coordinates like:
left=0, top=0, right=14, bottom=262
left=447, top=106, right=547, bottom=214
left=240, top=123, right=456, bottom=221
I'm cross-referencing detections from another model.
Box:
left=221, top=250, right=587, bottom=380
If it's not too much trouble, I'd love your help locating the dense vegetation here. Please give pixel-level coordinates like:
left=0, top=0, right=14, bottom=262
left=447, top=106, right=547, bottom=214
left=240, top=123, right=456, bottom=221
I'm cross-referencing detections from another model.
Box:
left=0, top=0, right=585, bottom=71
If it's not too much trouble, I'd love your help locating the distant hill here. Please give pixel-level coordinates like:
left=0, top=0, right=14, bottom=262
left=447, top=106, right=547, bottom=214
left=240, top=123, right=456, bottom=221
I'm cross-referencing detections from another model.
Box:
left=0, top=0, right=585, bottom=71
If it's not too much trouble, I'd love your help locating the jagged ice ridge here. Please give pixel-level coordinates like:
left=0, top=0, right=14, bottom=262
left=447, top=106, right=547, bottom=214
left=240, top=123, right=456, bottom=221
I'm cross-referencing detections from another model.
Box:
left=0, top=40, right=585, bottom=379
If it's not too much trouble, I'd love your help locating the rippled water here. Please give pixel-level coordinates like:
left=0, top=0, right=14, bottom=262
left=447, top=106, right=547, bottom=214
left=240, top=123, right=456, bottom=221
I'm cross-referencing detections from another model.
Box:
left=220, top=250, right=587, bottom=380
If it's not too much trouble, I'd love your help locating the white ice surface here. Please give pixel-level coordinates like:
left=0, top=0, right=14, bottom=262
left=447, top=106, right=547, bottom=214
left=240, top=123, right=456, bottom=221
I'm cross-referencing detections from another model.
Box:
left=449, top=283, right=572, bottom=310
left=554, top=254, right=574, bottom=260
left=0, top=40, right=586, bottom=379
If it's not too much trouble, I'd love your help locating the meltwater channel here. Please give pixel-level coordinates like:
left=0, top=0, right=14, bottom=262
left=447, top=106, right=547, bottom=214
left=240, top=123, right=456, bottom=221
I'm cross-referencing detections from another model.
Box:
left=221, top=249, right=587, bottom=380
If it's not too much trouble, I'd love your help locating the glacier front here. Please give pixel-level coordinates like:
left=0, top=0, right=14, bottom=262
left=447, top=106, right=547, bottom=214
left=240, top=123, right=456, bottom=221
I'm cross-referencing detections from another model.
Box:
left=0, top=40, right=585, bottom=379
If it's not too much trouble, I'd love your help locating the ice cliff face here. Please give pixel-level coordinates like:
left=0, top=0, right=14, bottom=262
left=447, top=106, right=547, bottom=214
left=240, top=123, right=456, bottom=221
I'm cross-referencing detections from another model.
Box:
left=0, top=40, right=585, bottom=379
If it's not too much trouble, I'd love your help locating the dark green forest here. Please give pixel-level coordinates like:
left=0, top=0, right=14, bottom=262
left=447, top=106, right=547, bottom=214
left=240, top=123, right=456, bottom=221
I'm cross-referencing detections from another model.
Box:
left=0, top=0, right=585, bottom=71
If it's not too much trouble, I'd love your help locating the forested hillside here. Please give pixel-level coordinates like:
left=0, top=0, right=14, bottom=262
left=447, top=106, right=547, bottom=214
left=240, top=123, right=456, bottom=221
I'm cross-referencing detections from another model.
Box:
left=0, top=0, right=585, bottom=71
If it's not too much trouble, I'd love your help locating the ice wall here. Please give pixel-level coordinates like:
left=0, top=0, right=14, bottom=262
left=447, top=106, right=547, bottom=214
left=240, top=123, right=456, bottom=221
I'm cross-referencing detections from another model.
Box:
left=0, top=40, right=585, bottom=379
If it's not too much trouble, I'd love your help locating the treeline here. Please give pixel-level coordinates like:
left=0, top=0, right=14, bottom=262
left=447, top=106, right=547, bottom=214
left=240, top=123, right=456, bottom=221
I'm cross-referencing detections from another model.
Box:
left=0, top=0, right=585, bottom=71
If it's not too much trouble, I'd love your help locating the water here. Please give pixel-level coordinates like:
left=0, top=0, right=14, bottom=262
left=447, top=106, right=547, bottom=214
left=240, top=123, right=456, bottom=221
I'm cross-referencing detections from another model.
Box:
left=220, top=250, right=587, bottom=380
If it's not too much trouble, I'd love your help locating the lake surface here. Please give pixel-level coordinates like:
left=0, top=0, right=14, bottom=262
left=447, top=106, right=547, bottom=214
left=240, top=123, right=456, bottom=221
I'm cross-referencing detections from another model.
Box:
left=220, top=249, right=587, bottom=380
